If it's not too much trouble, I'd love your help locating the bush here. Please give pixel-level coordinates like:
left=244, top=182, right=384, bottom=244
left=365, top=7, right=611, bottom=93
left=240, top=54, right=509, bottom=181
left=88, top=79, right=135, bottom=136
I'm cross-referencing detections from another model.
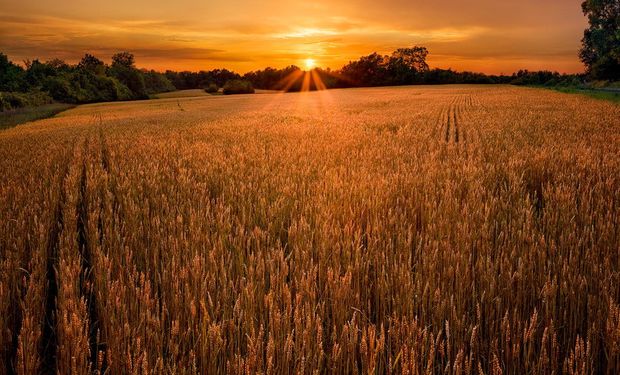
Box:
left=43, top=76, right=76, bottom=103
left=222, top=80, right=254, bottom=95
left=143, top=71, right=176, bottom=95
left=109, top=65, right=148, bottom=99
left=0, top=91, right=53, bottom=112
left=205, top=83, right=219, bottom=94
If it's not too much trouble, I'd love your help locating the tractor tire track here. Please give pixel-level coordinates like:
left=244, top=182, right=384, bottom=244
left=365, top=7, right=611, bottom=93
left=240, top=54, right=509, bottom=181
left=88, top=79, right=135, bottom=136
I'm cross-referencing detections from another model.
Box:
left=39, top=140, right=78, bottom=375
left=78, top=134, right=108, bottom=373
left=431, top=101, right=448, bottom=141
left=441, top=96, right=459, bottom=144
left=445, top=104, right=452, bottom=143
left=454, top=99, right=460, bottom=144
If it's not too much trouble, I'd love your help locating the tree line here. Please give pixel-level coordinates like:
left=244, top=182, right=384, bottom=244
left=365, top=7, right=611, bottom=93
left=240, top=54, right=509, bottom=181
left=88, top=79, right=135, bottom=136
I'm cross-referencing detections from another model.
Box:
left=1, top=0, right=617, bottom=110
left=0, top=48, right=585, bottom=112
left=0, top=51, right=180, bottom=111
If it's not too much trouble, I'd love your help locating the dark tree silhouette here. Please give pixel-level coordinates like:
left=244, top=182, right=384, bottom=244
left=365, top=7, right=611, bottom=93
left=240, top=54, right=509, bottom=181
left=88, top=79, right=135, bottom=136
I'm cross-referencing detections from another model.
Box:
left=340, top=52, right=389, bottom=86
left=0, top=53, right=25, bottom=92
left=580, top=0, right=620, bottom=80
left=111, top=52, right=136, bottom=69
left=337, top=47, right=431, bottom=87
left=78, top=54, right=106, bottom=75
left=0, top=46, right=587, bottom=112
left=390, top=47, right=429, bottom=72
left=109, top=52, right=147, bottom=98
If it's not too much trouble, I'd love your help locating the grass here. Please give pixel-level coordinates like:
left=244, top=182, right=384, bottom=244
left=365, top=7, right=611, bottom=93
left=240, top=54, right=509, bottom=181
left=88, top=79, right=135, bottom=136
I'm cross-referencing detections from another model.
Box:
left=152, top=89, right=210, bottom=99
left=0, top=85, right=618, bottom=374
left=0, top=103, right=75, bottom=129
left=533, top=85, right=620, bottom=104
left=553, top=86, right=620, bottom=103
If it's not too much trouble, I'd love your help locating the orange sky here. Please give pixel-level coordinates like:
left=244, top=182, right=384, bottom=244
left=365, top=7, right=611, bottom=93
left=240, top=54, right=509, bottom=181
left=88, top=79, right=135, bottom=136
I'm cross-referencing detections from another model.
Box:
left=0, top=0, right=587, bottom=74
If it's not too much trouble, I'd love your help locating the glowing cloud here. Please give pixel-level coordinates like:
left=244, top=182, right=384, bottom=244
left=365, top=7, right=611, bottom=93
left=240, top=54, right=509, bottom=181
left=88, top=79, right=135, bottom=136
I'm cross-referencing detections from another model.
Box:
left=0, top=0, right=587, bottom=74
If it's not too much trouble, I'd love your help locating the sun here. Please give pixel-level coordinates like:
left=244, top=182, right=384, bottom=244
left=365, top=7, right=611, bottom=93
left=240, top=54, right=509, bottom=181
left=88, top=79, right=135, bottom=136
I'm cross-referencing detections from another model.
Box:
left=304, top=58, right=316, bottom=70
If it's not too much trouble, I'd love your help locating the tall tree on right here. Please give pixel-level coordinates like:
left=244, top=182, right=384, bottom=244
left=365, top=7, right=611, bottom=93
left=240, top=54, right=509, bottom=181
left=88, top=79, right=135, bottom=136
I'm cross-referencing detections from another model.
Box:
left=579, top=0, right=620, bottom=80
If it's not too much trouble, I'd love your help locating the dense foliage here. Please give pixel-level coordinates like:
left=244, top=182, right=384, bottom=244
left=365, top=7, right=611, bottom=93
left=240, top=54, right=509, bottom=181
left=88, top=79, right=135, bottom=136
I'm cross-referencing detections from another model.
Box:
left=0, top=91, right=53, bottom=112
left=241, top=48, right=584, bottom=91
left=509, top=70, right=584, bottom=86
left=165, top=69, right=240, bottom=90
left=580, top=0, right=620, bottom=80
left=0, top=52, right=175, bottom=111
left=222, top=79, right=255, bottom=95
left=0, top=44, right=605, bottom=107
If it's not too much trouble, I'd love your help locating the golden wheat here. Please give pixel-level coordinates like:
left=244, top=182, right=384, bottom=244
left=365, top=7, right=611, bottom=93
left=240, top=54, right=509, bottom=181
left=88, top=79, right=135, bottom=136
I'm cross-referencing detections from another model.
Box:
left=0, top=85, right=619, bottom=374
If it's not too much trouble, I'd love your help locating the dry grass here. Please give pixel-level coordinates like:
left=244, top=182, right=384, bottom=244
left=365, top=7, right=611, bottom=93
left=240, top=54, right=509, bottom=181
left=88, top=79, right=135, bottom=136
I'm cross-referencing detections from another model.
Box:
left=0, top=85, right=619, bottom=374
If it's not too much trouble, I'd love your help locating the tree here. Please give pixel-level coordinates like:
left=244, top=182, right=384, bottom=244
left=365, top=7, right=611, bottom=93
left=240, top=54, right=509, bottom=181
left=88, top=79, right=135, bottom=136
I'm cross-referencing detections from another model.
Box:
left=109, top=52, right=147, bottom=98
left=25, top=59, right=58, bottom=87
left=78, top=54, right=106, bottom=75
left=390, top=47, right=429, bottom=72
left=222, top=80, right=254, bottom=95
left=579, top=0, right=620, bottom=80
left=340, top=52, right=389, bottom=86
left=111, top=52, right=136, bottom=69
left=0, top=53, right=25, bottom=91
left=142, top=70, right=175, bottom=94
left=46, top=58, right=70, bottom=72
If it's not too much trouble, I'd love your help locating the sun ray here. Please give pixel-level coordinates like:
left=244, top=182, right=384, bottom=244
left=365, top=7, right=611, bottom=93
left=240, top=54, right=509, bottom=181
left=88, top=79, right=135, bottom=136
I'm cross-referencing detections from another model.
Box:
left=276, top=69, right=304, bottom=92
left=301, top=71, right=312, bottom=92
left=310, top=70, right=327, bottom=91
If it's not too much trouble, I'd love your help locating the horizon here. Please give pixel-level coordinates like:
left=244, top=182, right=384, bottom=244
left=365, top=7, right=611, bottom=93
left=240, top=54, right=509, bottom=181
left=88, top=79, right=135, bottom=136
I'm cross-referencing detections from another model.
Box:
left=0, top=0, right=587, bottom=75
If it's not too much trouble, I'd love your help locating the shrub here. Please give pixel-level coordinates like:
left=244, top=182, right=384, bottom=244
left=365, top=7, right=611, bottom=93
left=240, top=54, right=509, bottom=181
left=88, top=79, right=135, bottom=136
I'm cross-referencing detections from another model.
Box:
left=143, top=71, right=176, bottom=95
left=204, top=83, right=219, bottom=94
left=222, top=80, right=254, bottom=95
left=43, top=76, right=77, bottom=103
left=0, top=91, right=53, bottom=111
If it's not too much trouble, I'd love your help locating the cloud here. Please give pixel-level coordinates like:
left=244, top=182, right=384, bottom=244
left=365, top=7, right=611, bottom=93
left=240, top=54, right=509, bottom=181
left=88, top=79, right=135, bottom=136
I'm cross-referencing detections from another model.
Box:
left=0, top=0, right=587, bottom=73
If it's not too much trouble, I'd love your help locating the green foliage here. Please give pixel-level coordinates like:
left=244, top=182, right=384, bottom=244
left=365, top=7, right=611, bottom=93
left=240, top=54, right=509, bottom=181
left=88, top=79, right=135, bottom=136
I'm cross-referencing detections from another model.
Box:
left=111, top=51, right=136, bottom=69
left=580, top=0, right=620, bottom=80
left=552, top=86, right=620, bottom=103
left=41, top=76, right=74, bottom=102
left=165, top=69, right=240, bottom=90
left=42, top=72, right=134, bottom=103
left=0, top=51, right=176, bottom=106
left=24, top=60, right=58, bottom=87
left=0, top=103, right=74, bottom=129
left=143, top=71, right=176, bottom=95
left=78, top=54, right=106, bottom=75
left=109, top=53, right=148, bottom=99
left=222, top=80, right=254, bottom=95
left=0, top=91, right=53, bottom=111
left=510, top=70, right=568, bottom=86
left=0, top=53, right=26, bottom=92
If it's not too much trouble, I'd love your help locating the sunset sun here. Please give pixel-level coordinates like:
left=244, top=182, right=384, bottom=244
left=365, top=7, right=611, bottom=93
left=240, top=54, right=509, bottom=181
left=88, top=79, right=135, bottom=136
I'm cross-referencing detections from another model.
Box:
left=304, top=58, right=316, bottom=70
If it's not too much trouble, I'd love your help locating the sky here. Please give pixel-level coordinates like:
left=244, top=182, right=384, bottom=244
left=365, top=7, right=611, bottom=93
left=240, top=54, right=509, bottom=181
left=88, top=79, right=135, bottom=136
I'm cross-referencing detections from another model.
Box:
left=0, top=0, right=587, bottom=74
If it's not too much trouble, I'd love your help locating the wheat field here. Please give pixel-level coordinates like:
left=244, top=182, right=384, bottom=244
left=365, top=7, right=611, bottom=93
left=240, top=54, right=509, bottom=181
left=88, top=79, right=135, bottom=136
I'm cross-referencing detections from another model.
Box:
left=0, top=85, right=619, bottom=374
